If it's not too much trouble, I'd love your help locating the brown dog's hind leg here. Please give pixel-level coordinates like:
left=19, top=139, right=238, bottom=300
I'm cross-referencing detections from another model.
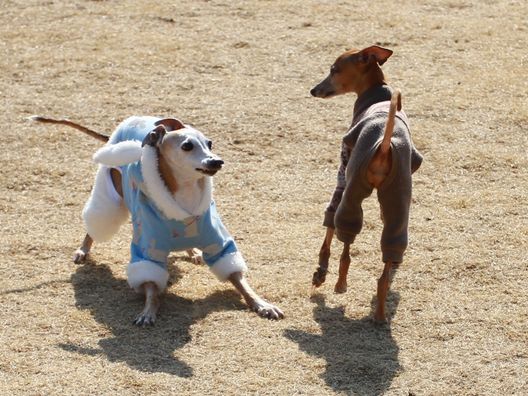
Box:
left=374, top=261, right=393, bottom=323
left=73, top=234, right=93, bottom=264
left=312, top=228, right=334, bottom=287
left=133, top=282, right=160, bottom=326
left=334, top=242, right=351, bottom=293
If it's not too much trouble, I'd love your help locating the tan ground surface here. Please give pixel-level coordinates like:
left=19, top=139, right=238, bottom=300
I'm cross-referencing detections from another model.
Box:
left=1, top=0, right=527, bottom=395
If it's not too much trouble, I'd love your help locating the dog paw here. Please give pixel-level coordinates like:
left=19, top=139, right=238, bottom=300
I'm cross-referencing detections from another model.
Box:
left=373, top=311, right=388, bottom=325
left=334, top=282, right=347, bottom=294
left=191, top=254, right=203, bottom=265
left=186, top=249, right=203, bottom=265
left=312, top=267, right=327, bottom=287
left=133, top=311, right=156, bottom=326
left=250, top=299, right=284, bottom=320
left=73, top=249, right=87, bottom=264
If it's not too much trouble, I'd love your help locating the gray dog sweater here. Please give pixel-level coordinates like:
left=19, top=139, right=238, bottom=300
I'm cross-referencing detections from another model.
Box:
left=323, top=85, right=423, bottom=263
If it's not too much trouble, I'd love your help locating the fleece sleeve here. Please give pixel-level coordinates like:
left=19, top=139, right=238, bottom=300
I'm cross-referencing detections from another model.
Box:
left=197, top=203, right=248, bottom=281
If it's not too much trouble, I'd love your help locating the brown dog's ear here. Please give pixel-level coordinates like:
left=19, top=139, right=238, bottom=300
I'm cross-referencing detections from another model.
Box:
left=359, top=46, right=393, bottom=66
left=154, top=118, right=185, bottom=132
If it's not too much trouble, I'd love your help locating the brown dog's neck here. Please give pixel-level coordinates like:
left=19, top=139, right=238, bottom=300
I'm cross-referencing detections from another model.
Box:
left=352, top=84, right=393, bottom=122
left=157, top=151, right=179, bottom=194
left=355, top=64, right=387, bottom=98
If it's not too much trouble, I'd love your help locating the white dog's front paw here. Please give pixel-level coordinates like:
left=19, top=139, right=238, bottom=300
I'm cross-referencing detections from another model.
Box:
left=250, top=299, right=285, bottom=320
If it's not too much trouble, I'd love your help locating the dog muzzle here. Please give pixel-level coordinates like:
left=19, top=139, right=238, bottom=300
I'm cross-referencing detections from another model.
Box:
left=196, top=158, right=224, bottom=176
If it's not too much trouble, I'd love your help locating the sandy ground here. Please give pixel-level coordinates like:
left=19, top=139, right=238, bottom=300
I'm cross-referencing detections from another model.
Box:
left=1, top=0, right=527, bottom=394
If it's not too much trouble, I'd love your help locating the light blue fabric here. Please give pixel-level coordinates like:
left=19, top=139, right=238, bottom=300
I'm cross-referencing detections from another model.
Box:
left=111, top=117, right=239, bottom=272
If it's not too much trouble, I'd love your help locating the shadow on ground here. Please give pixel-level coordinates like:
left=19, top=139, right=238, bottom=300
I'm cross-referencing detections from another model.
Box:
left=58, top=257, right=245, bottom=377
left=285, top=292, right=401, bottom=395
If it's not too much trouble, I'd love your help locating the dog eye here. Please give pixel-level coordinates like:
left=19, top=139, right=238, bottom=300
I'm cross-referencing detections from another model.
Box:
left=181, top=141, right=194, bottom=151
left=330, top=65, right=339, bottom=75
left=207, top=140, right=213, bottom=150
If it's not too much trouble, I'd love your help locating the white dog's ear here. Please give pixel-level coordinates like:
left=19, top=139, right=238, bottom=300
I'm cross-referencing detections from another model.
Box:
left=142, top=125, right=167, bottom=147
left=154, top=118, right=185, bottom=132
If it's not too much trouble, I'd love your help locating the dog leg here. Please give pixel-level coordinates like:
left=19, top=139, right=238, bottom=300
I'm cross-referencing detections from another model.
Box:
left=374, top=261, right=393, bottom=323
left=228, top=272, right=284, bottom=320
left=334, top=242, right=351, bottom=293
left=133, top=281, right=160, bottom=326
left=73, top=234, right=93, bottom=264
left=312, top=227, right=334, bottom=287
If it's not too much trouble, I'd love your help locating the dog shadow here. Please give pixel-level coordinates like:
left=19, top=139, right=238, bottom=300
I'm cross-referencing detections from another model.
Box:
left=284, top=292, right=401, bottom=395
left=59, top=257, right=245, bottom=377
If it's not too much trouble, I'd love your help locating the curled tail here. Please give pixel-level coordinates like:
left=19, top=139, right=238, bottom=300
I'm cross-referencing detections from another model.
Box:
left=29, top=116, right=109, bottom=142
left=379, top=90, right=401, bottom=155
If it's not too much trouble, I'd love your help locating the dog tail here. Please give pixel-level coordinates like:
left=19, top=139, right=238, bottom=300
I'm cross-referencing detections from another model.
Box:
left=29, top=116, right=109, bottom=142
left=379, top=90, right=401, bottom=155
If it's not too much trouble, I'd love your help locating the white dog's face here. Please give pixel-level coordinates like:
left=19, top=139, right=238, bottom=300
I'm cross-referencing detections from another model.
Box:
left=159, top=126, right=224, bottom=179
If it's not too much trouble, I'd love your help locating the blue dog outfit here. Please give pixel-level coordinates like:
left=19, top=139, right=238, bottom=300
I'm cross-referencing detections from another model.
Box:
left=82, top=116, right=247, bottom=292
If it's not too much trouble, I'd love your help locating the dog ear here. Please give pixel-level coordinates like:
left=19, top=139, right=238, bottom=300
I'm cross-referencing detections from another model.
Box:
left=154, top=118, right=185, bottom=132
left=360, top=46, right=393, bottom=66
left=142, top=125, right=167, bottom=147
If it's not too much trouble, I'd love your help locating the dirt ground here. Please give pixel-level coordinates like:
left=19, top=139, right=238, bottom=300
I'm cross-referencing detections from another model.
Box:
left=1, top=0, right=527, bottom=395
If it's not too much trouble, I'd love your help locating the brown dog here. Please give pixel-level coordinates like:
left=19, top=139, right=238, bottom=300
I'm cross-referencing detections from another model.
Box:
left=310, top=46, right=422, bottom=322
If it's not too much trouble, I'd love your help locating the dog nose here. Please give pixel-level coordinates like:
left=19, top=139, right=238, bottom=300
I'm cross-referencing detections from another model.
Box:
left=310, top=88, right=317, bottom=96
left=207, top=159, right=224, bottom=169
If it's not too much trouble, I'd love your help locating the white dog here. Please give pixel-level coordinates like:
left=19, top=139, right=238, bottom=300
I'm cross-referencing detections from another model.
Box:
left=32, top=115, right=284, bottom=325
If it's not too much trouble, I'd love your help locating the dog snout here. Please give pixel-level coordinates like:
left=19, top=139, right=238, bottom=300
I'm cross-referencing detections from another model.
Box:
left=311, top=84, right=335, bottom=98
left=310, top=86, right=325, bottom=97
left=206, top=158, right=224, bottom=170
left=311, top=84, right=329, bottom=98
left=311, top=76, right=337, bottom=98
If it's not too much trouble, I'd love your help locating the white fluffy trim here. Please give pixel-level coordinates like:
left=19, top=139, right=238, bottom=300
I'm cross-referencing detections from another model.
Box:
left=141, top=145, right=213, bottom=220
left=93, top=140, right=143, bottom=167
left=82, top=166, right=129, bottom=242
left=127, top=260, right=169, bottom=293
left=209, top=252, right=248, bottom=282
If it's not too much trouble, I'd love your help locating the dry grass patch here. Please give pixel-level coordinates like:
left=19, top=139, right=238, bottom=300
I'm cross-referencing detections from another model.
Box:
left=1, top=0, right=527, bottom=395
